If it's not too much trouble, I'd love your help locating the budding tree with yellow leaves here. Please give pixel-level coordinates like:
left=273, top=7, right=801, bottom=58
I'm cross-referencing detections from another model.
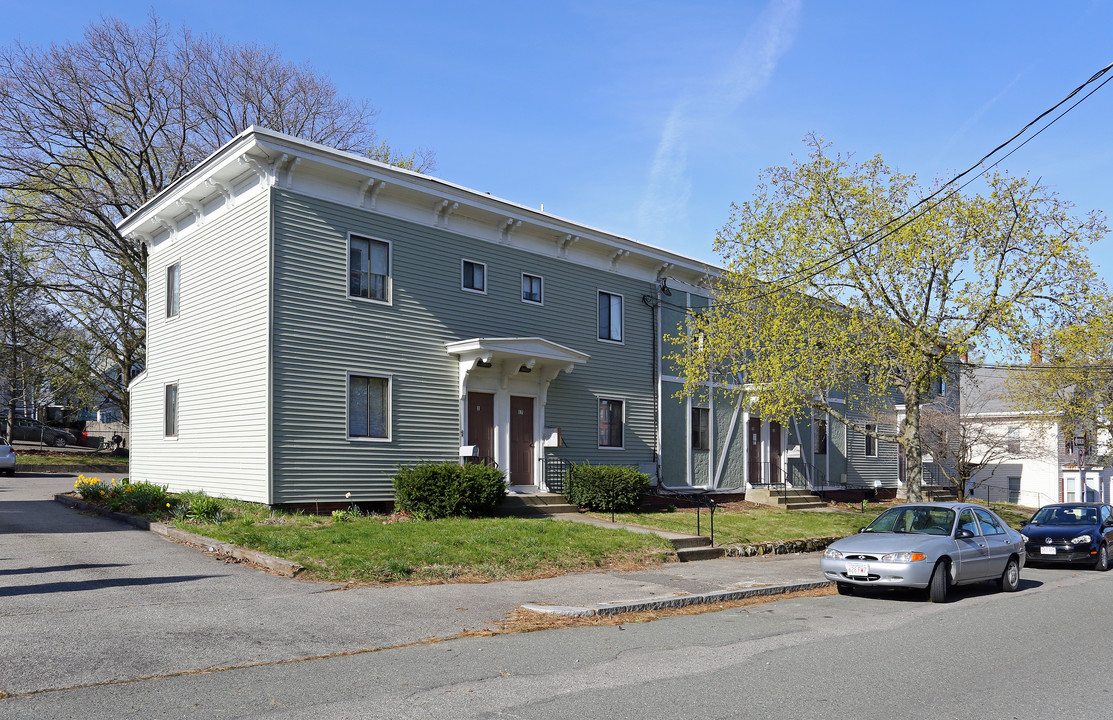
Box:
left=674, top=136, right=1106, bottom=501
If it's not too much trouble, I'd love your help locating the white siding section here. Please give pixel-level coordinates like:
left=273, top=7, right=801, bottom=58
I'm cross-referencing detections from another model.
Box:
left=129, top=191, right=271, bottom=501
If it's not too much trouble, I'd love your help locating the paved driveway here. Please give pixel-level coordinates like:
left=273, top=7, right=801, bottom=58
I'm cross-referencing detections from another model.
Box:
left=0, top=473, right=825, bottom=697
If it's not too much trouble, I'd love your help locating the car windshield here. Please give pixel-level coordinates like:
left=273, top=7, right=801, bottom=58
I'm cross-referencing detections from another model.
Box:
left=1030, top=506, right=1098, bottom=526
left=863, top=507, right=955, bottom=535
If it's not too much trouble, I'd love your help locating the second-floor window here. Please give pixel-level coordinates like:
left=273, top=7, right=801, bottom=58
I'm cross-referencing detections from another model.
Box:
left=1007, top=426, right=1021, bottom=454
left=166, top=263, right=180, bottom=318
left=349, top=235, right=390, bottom=302
left=598, top=291, right=622, bottom=342
left=462, top=260, right=486, bottom=293
left=522, top=273, right=543, bottom=304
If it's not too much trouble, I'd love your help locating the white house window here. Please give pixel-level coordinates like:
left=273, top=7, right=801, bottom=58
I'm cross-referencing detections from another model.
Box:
left=166, top=263, right=180, bottom=318
left=462, top=260, right=486, bottom=293
left=522, top=273, right=543, bottom=304
left=692, top=407, right=710, bottom=450
left=864, top=423, right=877, bottom=457
left=348, top=374, right=389, bottom=440
left=599, top=398, right=624, bottom=448
left=1006, top=426, right=1021, bottom=454
left=598, top=291, right=622, bottom=342
left=164, top=383, right=178, bottom=437
left=349, top=235, right=390, bottom=302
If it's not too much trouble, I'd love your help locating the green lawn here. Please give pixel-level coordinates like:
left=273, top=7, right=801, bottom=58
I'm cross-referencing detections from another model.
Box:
left=175, top=499, right=675, bottom=584
left=21, top=451, right=128, bottom=467
left=589, top=506, right=880, bottom=545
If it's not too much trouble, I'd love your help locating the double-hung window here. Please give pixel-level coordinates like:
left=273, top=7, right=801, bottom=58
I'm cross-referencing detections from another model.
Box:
left=814, top=416, right=827, bottom=455
left=348, top=374, right=390, bottom=440
left=164, top=383, right=178, bottom=437
left=462, top=260, right=486, bottom=293
left=598, top=398, right=624, bottom=449
left=864, top=423, right=877, bottom=457
left=522, top=273, right=543, bottom=304
left=166, top=263, right=180, bottom=318
left=598, top=291, right=622, bottom=342
left=349, top=235, right=390, bottom=302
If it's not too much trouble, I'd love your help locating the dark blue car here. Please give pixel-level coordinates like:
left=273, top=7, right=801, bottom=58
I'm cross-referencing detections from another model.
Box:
left=1020, top=503, right=1113, bottom=571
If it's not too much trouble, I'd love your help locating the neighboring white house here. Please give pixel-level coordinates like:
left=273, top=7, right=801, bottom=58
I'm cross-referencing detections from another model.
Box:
left=964, top=367, right=1112, bottom=508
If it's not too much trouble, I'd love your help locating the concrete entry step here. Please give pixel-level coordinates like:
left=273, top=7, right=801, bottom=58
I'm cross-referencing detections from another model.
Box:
left=498, top=493, right=579, bottom=518
left=676, top=546, right=727, bottom=562
left=745, top=486, right=827, bottom=509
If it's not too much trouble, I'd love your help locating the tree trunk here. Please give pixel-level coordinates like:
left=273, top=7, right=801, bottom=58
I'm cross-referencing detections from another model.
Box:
left=903, top=392, right=923, bottom=502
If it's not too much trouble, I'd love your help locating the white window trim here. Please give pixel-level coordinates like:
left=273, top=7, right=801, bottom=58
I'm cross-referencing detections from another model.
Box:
left=597, top=289, right=625, bottom=345
left=166, top=261, right=181, bottom=320
left=461, top=259, right=488, bottom=295
left=346, top=371, right=392, bottom=442
left=597, top=396, right=626, bottom=450
left=521, top=272, right=544, bottom=306
left=347, top=232, right=393, bottom=306
left=164, top=382, right=179, bottom=440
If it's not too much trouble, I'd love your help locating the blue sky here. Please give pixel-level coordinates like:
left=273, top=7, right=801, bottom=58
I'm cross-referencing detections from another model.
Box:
left=4, top=1, right=1112, bottom=282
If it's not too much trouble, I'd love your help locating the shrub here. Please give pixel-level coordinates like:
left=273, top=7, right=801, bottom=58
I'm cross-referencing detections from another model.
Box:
left=393, top=462, right=506, bottom=519
left=73, top=475, right=174, bottom=516
left=565, top=464, right=649, bottom=512
left=180, top=492, right=225, bottom=523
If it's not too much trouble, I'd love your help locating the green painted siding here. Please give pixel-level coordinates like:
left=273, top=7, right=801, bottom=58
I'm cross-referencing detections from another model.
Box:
left=270, top=191, right=656, bottom=503
left=660, top=381, right=689, bottom=487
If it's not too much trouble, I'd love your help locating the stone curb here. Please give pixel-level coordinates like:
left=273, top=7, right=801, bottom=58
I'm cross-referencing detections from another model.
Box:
left=521, top=579, right=834, bottom=618
left=724, top=536, right=843, bottom=557
left=22, top=464, right=129, bottom=473
left=53, top=494, right=304, bottom=577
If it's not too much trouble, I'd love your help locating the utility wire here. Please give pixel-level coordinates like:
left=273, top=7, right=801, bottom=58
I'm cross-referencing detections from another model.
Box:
left=663, top=59, right=1113, bottom=317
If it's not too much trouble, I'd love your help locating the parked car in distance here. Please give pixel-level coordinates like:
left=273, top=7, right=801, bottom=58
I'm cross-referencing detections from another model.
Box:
left=0, top=436, right=14, bottom=475
left=1020, top=503, right=1113, bottom=571
left=820, top=502, right=1025, bottom=603
left=9, top=417, right=77, bottom=448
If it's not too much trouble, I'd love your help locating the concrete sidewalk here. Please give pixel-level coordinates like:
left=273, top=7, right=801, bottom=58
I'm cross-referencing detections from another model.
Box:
left=1, top=472, right=830, bottom=696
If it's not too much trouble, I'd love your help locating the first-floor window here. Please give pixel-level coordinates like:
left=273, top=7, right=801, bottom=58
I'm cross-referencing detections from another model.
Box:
left=599, top=398, right=624, bottom=448
left=864, top=423, right=877, bottom=457
left=814, top=415, right=827, bottom=455
left=348, top=374, right=389, bottom=439
left=692, top=407, right=710, bottom=450
left=164, top=383, right=178, bottom=437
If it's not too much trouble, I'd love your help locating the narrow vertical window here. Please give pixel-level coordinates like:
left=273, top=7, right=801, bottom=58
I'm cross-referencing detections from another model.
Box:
left=814, top=416, right=827, bottom=455
left=598, top=398, right=624, bottom=448
left=164, top=383, right=178, bottom=437
left=166, top=263, right=180, bottom=318
left=864, top=423, right=877, bottom=457
left=1007, top=426, right=1021, bottom=454
left=692, top=407, right=710, bottom=450
left=522, top=273, right=543, bottom=304
left=349, top=235, right=390, bottom=302
left=598, top=291, right=623, bottom=342
left=348, top=374, right=389, bottom=439
left=462, top=260, right=486, bottom=293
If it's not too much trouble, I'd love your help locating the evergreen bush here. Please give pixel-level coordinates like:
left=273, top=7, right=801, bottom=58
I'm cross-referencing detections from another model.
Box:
left=393, top=462, right=506, bottom=519
left=564, top=464, right=649, bottom=512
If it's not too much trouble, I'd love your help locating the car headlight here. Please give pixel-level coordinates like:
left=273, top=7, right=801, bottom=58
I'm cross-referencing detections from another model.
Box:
left=823, top=547, right=843, bottom=559
left=1071, top=535, right=1092, bottom=545
left=879, top=552, right=926, bottom=563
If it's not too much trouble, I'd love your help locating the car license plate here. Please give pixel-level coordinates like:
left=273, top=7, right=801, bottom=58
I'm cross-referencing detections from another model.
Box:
left=1040, top=546, right=1057, bottom=555
left=847, top=563, right=869, bottom=577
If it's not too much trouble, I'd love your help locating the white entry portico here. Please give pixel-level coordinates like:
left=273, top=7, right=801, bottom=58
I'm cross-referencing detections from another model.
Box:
left=446, top=337, right=589, bottom=489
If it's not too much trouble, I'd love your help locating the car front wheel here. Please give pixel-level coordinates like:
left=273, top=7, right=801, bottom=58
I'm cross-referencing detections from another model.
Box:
left=998, top=557, right=1020, bottom=592
left=1094, top=544, right=1109, bottom=572
left=928, top=561, right=949, bottom=603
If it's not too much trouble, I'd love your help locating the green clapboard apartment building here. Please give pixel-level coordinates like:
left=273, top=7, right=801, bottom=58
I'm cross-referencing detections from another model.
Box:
left=120, top=127, right=906, bottom=506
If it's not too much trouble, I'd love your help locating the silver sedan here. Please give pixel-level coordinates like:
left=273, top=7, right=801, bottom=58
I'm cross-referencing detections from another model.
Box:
left=820, top=502, right=1025, bottom=602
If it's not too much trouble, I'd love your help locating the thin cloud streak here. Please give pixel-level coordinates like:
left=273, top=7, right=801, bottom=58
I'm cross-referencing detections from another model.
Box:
left=637, top=0, right=801, bottom=245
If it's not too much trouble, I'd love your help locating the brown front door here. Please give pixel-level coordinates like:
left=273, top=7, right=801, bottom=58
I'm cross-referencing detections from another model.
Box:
left=467, top=392, right=494, bottom=465
left=748, top=416, right=762, bottom=485
left=769, top=421, right=782, bottom=485
left=510, top=395, right=534, bottom=485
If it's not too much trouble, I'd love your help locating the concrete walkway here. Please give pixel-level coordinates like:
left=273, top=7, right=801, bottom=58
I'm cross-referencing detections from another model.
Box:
left=1, top=472, right=830, bottom=696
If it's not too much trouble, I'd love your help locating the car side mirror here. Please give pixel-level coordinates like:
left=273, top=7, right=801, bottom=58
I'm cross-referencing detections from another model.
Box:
left=1020, top=520, right=1028, bottom=527
left=956, top=529, right=975, bottom=539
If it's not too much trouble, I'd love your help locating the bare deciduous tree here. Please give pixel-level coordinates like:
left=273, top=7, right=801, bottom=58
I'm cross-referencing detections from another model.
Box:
left=0, top=13, right=433, bottom=422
